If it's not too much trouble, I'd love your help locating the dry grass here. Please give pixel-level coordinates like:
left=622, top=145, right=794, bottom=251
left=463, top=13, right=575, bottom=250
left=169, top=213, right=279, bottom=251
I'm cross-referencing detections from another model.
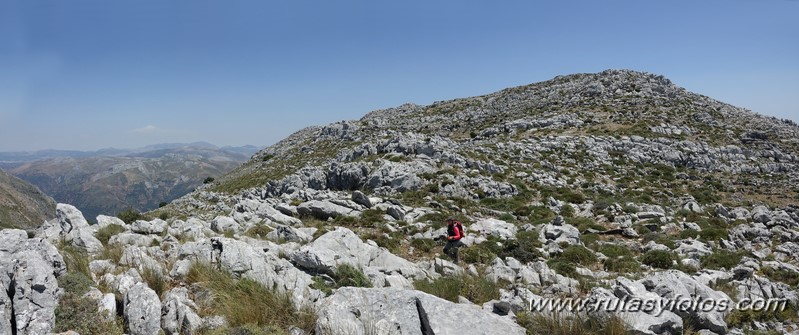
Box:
left=516, top=312, right=629, bottom=335
left=186, top=262, right=317, bottom=333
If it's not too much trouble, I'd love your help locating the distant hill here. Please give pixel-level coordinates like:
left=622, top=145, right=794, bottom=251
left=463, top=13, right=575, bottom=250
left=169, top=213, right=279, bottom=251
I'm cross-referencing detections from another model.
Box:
left=0, top=168, right=56, bottom=229
left=5, top=143, right=258, bottom=221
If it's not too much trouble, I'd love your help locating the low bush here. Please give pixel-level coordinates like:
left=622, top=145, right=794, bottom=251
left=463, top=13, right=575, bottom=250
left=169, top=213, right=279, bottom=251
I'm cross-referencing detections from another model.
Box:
left=414, top=274, right=500, bottom=305
left=410, top=238, right=435, bottom=253
left=603, top=256, right=641, bottom=273
left=334, top=263, right=372, bottom=288
left=117, top=208, right=143, bottom=224
left=726, top=302, right=798, bottom=328
left=54, top=292, right=124, bottom=334
left=599, top=244, right=635, bottom=258
left=761, top=267, right=799, bottom=287
left=547, top=259, right=578, bottom=278
left=59, top=271, right=94, bottom=296
left=698, top=226, right=730, bottom=242
left=461, top=242, right=498, bottom=264
left=640, top=250, right=674, bottom=269
left=516, top=312, right=628, bottom=335
left=558, top=245, right=597, bottom=266
left=95, top=224, right=126, bottom=246
left=701, top=250, right=744, bottom=270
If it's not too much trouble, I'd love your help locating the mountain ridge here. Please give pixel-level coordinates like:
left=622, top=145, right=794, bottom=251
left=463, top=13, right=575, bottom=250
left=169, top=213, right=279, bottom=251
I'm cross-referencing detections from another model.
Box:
left=0, top=168, right=56, bottom=229
left=5, top=144, right=259, bottom=221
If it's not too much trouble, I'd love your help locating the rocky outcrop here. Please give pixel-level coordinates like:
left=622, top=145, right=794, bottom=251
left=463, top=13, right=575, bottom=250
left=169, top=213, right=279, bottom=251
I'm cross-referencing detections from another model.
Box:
left=290, top=227, right=427, bottom=285
left=124, top=283, right=162, bottom=335
left=316, top=287, right=525, bottom=335
left=0, top=229, right=65, bottom=335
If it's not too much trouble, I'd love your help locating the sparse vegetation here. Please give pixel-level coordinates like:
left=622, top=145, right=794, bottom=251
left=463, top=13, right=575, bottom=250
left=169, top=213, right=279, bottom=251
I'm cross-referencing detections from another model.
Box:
left=516, top=312, right=629, bottom=335
left=640, top=250, right=675, bottom=269
left=413, top=274, right=501, bottom=305
left=700, top=250, right=745, bottom=270
left=334, top=263, right=372, bottom=288
left=186, top=262, right=317, bottom=333
left=95, top=224, right=126, bottom=245
left=117, top=208, right=143, bottom=224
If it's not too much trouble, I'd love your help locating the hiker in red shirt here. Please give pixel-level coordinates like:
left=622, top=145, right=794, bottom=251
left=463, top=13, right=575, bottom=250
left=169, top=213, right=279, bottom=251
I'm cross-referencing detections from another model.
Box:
left=443, top=217, right=464, bottom=264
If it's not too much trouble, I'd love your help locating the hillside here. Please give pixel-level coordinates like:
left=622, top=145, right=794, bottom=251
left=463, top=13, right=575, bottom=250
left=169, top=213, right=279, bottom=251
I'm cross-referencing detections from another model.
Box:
left=0, top=168, right=55, bottom=229
left=3, top=70, right=799, bottom=335
left=7, top=145, right=255, bottom=221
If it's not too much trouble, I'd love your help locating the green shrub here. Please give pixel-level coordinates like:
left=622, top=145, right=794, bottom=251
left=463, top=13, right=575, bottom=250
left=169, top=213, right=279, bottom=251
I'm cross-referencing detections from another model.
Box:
left=310, top=276, right=334, bottom=296
left=334, top=263, right=372, bottom=288
left=203, top=176, right=215, bottom=184
left=54, top=293, right=123, bottom=334
left=640, top=250, right=674, bottom=269
left=498, top=213, right=515, bottom=221
left=761, top=267, right=799, bottom=287
left=701, top=250, right=744, bottom=270
left=364, top=232, right=401, bottom=254
left=599, top=244, right=635, bottom=258
left=558, top=245, right=597, bottom=266
left=529, top=206, right=556, bottom=225
left=117, top=208, right=143, bottom=224
left=603, top=256, right=641, bottom=273
left=413, top=274, right=500, bottom=305
left=410, top=238, right=435, bottom=253
left=568, top=217, right=604, bottom=232
left=560, top=205, right=575, bottom=218
left=698, top=226, right=730, bottom=242
left=95, top=224, right=126, bottom=246
left=547, top=259, right=578, bottom=279
left=58, top=272, right=94, bottom=295
left=461, top=242, right=498, bottom=264
left=726, top=302, right=798, bottom=328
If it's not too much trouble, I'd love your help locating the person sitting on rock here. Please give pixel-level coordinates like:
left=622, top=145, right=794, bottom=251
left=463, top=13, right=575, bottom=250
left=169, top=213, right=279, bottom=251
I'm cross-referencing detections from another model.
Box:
left=443, top=217, right=464, bottom=264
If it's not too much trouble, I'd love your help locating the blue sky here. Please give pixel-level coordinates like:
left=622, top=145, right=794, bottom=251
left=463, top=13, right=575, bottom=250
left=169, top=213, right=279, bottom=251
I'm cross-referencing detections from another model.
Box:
left=1, top=0, right=797, bottom=151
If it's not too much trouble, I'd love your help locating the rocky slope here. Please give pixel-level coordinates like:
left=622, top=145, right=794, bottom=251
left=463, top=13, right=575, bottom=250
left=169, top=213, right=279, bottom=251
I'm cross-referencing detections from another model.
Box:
left=0, top=168, right=55, bottom=229
left=2, top=70, right=799, bottom=335
left=5, top=144, right=255, bottom=221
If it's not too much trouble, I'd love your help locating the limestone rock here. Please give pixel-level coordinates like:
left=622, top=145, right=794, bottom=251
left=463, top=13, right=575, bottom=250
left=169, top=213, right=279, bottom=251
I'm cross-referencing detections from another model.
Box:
left=290, top=227, right=425, bottom=282
left=161, top=287, right=203, bottom=335
left=124, top=283, right=162, bottom=335
left=297, top=200, right=359, bottom=220
left=315, top=287, right=525, bottom=335
left=470, top=218, right=517, bottom=240
left=211, top=216, right=241, bottom=234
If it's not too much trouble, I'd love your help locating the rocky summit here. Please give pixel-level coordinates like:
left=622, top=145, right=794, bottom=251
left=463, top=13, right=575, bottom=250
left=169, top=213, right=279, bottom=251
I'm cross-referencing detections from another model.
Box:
left=1, top=69, right=799, bottom=335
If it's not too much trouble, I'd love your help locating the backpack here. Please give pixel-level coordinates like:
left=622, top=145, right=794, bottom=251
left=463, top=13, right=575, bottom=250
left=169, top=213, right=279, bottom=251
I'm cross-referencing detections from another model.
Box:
left=448, top=221, right=466, bottom=238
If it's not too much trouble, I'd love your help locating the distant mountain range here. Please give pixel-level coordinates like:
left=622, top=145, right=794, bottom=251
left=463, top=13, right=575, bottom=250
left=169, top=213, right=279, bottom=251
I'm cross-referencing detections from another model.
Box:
left=0, top=142, right=260, bottom=169
left=1, top=143, right=259, bottom=222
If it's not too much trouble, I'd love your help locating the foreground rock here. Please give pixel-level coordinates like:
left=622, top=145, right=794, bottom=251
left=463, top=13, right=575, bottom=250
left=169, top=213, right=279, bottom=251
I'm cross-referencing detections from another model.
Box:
left=0, top=229, right=65, bottom=335
left=290, top=227, right=428, bottom=285
left=316, top=287, right=525, bottom=335
left=125, top=283, right=162, bottom=335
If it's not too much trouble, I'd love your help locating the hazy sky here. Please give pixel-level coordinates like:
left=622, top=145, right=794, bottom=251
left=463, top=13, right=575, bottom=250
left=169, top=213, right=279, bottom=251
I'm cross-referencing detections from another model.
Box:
left=1, top=0, right=797, bottom=151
